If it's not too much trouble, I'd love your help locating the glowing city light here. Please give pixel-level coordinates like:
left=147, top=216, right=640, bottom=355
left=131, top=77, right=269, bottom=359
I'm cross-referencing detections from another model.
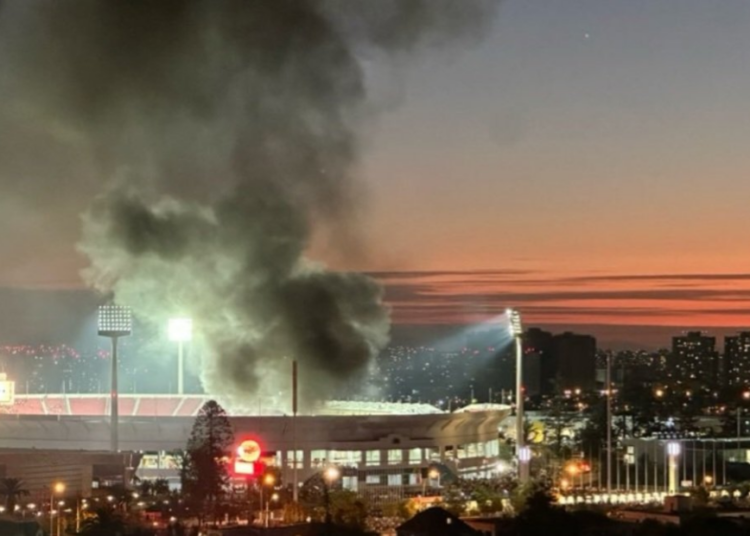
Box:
left=168, top=318, right=193, bottom=342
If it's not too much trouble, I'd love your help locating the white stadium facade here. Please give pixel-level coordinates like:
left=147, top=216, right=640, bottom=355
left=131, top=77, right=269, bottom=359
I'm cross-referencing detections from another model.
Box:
left=0, top=393, right=509, bottom=499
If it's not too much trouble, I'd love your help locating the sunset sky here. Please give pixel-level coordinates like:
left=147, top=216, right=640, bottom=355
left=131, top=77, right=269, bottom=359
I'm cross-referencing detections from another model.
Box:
left=356, top=0, right=750, bottom=331
left=2, top=0, right=750, bottom=342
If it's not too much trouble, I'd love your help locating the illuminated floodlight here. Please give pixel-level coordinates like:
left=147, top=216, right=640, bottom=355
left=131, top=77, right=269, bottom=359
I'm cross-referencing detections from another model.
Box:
left=168, top=318, right=193, bottom=342
left=506, top=308, right=522, bottom=337
left=98, top=305, right=132, bottom=337
left=518, top=446, right=531, bottom=463
left=169, top=318, right=192, bottom=395
left=667, top=442, right=681, bottom=457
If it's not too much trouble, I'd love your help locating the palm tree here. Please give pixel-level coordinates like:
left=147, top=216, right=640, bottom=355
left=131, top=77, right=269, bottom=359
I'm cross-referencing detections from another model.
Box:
left=0, top=478, right=29, bottom=515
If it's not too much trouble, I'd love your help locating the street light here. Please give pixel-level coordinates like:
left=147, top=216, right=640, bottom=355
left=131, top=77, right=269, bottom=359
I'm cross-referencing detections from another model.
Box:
left=50, top=483, right=65, bottom=536
left=323, top=466, right=340, bottom=526
left=256, top=473, right=276, bottom=527
left=507, top=308, right=527, bottom=483
left=168, top=318, right=192, bottom=395
left=422, top=467, right=440, bottom=495
left=98, top=304, right=132, bottom=452
left=667, top=442, right=681, bottom=494
left=266, top=492, right=279, bottom=526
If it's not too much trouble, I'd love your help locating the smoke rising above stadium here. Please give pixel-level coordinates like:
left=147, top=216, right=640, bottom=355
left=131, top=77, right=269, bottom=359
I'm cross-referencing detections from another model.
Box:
left=0, top=1, right=498, bottom=408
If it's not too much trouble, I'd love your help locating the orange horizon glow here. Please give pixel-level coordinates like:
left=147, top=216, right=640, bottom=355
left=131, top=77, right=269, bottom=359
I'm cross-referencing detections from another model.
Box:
left=374, top=269, right=750, bottom=329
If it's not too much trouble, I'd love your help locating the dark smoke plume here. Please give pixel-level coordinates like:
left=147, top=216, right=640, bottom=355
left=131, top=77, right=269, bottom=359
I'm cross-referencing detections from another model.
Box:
left=0, top=0, right=498, bottom=409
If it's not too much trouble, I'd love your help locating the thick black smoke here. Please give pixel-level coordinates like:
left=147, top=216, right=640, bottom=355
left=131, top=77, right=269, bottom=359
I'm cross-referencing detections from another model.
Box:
left=0, top=0, right=498, bottom=409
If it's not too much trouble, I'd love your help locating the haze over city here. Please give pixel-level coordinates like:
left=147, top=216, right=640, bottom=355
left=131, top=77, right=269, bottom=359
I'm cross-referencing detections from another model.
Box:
left=2, top=1, right=750, bottom=351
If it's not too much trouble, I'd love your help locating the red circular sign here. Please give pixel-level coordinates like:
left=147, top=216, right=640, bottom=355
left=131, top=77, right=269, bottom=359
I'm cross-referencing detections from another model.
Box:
left=237, top=439, right=261, bottom=463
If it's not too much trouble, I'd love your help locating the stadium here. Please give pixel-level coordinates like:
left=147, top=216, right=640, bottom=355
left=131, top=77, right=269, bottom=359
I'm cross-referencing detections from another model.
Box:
left=0, top=389, right=509, bottom=499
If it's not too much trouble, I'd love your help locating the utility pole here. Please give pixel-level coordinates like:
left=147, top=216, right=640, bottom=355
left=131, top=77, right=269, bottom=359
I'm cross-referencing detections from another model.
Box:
left=292, top=360, right=299, bottom=503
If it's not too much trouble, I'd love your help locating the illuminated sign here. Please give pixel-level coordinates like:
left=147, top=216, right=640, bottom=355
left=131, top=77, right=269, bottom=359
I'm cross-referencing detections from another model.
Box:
left=234, top=439, right=264, bottom=476
left=0, top=373, right=15, bottom=405
left=237, top=439, right=261, bottom=462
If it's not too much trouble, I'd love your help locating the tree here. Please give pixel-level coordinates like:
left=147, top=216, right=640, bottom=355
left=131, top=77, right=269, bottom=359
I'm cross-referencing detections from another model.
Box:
left=152, top=478, right=171, bottom=497
left=438, top=483, right=467, bottom=517
left=0, top=478, right=29, bottom=515
left=577, top=396, right=610, bottom=458
left=329, top=489, right=368, bottom=530
left=542, top=383, right=577, bottom=470
left=620, top=381, right=657, bottom=435
left=509, top=482, right=566, bottom=533
left=79, top=506, right=126, bottom=536
left=182, top=400, right=234, bottom=523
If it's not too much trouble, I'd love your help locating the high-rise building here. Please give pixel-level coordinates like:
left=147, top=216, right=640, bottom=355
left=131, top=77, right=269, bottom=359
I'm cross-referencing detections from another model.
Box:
left=724, top=332, right=750, bottom=386
left=670, top=331, right=718, bottom=386
left=523, top=328, right=553, bottom=396
left=551, top=332, right=597, bottom=391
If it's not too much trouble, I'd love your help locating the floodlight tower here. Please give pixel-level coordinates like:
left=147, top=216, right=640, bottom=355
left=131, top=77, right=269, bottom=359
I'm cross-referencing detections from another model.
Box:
left=98, top=305, right=132, bottom=452
left=507, top=308, right=528, bottom=483
left=168, top=318, right=192, bottom=395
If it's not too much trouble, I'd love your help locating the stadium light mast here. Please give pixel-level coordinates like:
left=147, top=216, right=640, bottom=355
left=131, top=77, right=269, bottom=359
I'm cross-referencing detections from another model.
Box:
left=168, top=318, right=192, bottom=395
left=98, top=305, right=132, bottom=452
left=507, top=308, right=528, bottom=483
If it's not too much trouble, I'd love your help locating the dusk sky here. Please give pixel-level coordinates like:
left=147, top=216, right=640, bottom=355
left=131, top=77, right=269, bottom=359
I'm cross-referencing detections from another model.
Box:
left=2, top=0, right=750, bottom=342
left=348, top=0, right=750, bottom=332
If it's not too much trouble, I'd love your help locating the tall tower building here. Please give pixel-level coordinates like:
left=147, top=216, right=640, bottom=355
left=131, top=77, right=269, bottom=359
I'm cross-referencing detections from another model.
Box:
left=524, top=328, right=553, bottom=396
left=670, top=331, right=718, bottom=386
left=724, top=332, right=750, bottom=386
left=551, top=332, right=597, bottom=392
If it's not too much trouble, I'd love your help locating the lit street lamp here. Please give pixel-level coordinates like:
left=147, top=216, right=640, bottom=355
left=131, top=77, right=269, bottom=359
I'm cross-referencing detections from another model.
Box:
left=422, top=467, right=440, bottom=496
left=50, top=482, right=65, bottom=536
left=168, top=318, right=192, bottom=395
left=266, top=492, right=279, bottom=527
left=323, top=466, right=340, bottom=526
left=507, top=308, right=528, bottom=483
left=98, top=305, right=132, bottom=452
left=259, top=473, right=276, bottom=528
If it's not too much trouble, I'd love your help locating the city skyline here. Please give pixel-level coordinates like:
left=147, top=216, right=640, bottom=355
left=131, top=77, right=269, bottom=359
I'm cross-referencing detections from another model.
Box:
left=4, top=2, right=750, bottom=530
